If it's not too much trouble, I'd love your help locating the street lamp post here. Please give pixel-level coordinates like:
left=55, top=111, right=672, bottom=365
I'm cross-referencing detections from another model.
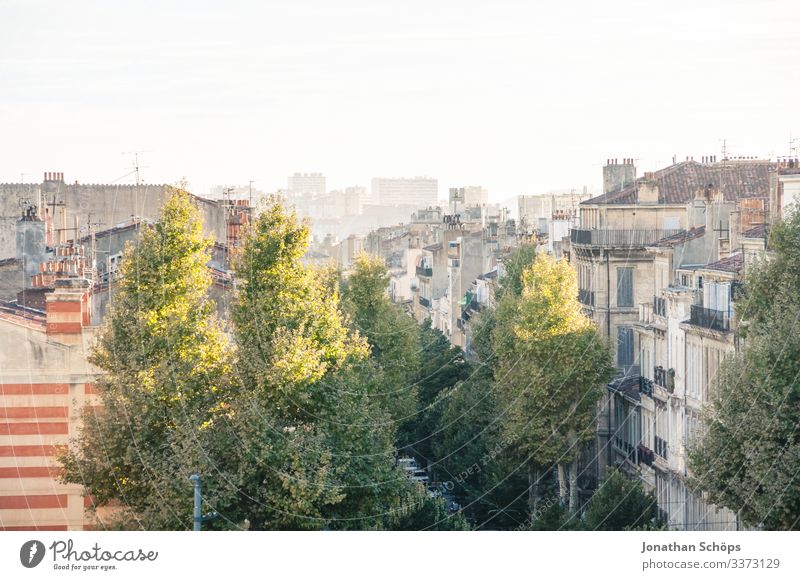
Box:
left=190, top=474, right=202, bottom=531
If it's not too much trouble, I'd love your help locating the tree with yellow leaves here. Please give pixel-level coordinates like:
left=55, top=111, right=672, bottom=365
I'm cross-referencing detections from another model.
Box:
left=60, top=186, right=232, bottom=529
left=492, top=253, right=613, bottom=513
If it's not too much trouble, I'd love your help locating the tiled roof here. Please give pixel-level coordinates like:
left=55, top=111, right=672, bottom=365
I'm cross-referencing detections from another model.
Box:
left=651, top=226, right=706, bottom=247
left=741, top=224, right=768, bottom=239
left=423, top=242, right=442, bottom=252
left=583, top=160, right=773, bottom=205
left=704, top=253, right=744, bottom=273
left=0, top=257, right=20, bottom=268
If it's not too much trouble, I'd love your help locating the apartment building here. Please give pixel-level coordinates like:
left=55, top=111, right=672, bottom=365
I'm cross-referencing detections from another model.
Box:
left=371, top=177, right=438, bottom=207
left=586, top=157, right=778, bottom=529
left=518, top=189, right=590, bottom=235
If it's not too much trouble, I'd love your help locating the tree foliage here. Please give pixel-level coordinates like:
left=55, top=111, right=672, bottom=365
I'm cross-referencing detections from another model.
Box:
left=583, top=470, right=660, bottom=530
left=60, top=186, right=231, bottom=529
left=340, top=253, right=420, bottom=426
left=491, top=254, right=613, bottom=513
left=401, top=320, right=471, bottom=462
left=213, top=200, right=410, bottom=530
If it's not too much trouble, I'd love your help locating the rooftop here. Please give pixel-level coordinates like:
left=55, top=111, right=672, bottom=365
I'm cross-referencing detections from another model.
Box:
left=650, top=226, right=706, bottom=247
left=741, top=224, right=768, bottom=239
left=584, top=160, right=773, bottom=205
left=703, top=252, right=744, bottom=274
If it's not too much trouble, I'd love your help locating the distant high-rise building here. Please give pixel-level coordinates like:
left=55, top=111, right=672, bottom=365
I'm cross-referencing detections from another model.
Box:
left=449, top=186, right=488, bottom=207
left=518, top=190, right=590, bottom=233
left=371, top=177, right=437, bottom=207
left=288, top=172, right=326, bottom=196
left=344, top=186, right=365, bottom=215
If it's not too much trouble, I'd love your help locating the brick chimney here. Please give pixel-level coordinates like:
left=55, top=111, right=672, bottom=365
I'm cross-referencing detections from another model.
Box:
left=46, top=278, right=91, bottom=341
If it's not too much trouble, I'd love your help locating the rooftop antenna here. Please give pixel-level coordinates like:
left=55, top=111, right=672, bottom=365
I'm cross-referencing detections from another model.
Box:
left=122, top=151, right=150, bottom=242
left=789, top=133, right=799, bottom=157
left=249, top=180, right=254, bottom=208
left=83, top=212, right=105, bottom=280
left=122, top=151, right=151, bottom=187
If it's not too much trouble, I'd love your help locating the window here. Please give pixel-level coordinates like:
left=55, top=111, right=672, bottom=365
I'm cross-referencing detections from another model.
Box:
left=617, top=327, right=634, bottom=366
left=706, top=282, right=731, bottom=313
left=617, top=267, right=634, bottom=307
left=687, top=343, right=702, bottom=399
left=641, top=347, right=651, bottom=379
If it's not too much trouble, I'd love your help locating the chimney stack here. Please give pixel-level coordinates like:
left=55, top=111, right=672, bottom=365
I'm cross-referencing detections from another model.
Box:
left=603, top=156, right=637, bottom=195
left=46, top=278, right=91, bottom=340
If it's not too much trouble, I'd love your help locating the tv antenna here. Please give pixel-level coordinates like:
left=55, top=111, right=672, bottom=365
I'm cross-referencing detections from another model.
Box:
left=122, top=151, right=151, bottom=186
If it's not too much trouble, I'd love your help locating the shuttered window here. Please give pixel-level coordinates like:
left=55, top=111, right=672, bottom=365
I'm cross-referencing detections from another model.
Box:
left=617, top=326, right=634, bottom=366
left=617, top=267, right=634, bottom=307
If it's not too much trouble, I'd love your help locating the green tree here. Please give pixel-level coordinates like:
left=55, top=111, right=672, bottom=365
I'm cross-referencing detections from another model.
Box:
left=215, top=200, right=413, bottom=530
left=340, top=253, right=420, bottom=427
left=583, top=470, right=660, bottom=530
left=59, top=186, right=231, bottom=529
left=430, top=370, right=529, bottom=529
left=689, top=210, right=800, bottom=530
left=496, top=242, right=538, bottom=301
left=402, top=320, right=471, bottom=463
left=387, top=485, right=472, bottom=531
left=492, top=254, right=613, bottom=515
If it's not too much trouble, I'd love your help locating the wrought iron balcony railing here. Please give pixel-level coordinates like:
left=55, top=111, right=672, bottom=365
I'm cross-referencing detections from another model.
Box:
left=689, top=304, right=730, bottom=332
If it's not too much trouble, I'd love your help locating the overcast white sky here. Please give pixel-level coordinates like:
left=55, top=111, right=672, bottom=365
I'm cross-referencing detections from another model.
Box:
left=1, top=0, right=799, bottom=201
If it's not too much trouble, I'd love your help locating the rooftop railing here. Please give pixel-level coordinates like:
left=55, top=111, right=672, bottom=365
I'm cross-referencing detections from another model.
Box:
left=570, top=228, right=684, bottom=247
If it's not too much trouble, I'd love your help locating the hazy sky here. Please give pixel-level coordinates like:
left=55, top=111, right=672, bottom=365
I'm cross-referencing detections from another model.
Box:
left=1, top=0, right=799, bottom=201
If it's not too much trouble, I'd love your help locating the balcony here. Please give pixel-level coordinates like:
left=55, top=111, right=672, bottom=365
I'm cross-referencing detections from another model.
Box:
left=418, top=297, right=431, bottom=308
left=689, top=304, right=730, bottom=332
left=570, top=228, right=684, bottom=248
left=578, top=289, right=595, bottom=306
left=653, top=296, right=666, bottom=317
left=639, top=376, right=653, bottom=397
left=415, top=265, right=433, bottom=277
left=614, top=436, right=637, bottom=463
